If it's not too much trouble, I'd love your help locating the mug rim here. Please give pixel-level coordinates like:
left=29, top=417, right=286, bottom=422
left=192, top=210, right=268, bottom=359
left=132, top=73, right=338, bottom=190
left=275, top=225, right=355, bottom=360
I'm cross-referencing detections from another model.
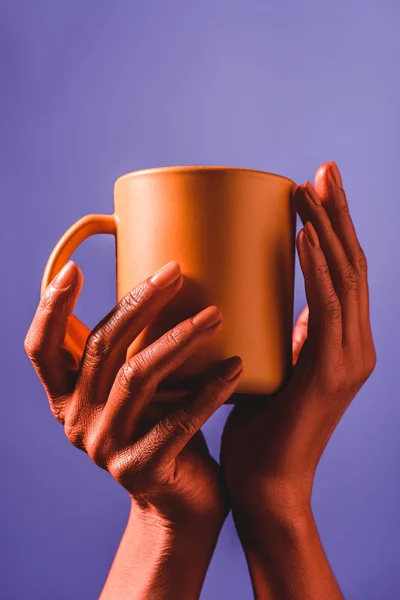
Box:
left=115, top=165, right=296, bottom=186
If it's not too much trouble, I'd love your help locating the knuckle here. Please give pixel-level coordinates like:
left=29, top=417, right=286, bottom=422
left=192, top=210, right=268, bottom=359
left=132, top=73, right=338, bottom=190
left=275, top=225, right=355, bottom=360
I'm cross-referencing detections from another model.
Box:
left=24, top=333, right=41, bottom=362
left=314, top=262, right=331, bottom=283
left=328, top=347, right=376, bottom=395
left=86, top=431, right=109, bottom=468
left=350, top=365, right=369, bottom=389
left=131, top=352, right=154, bottom=377
left=119, top=360, right=137, bottom=389
left=339, top=263, right=358, bottom=291
left=324, top=292, right=341, bottom=318
left=156, top=415, right=176, bottom=438
left=137, top=345, right=161, bottom=377
left=123, top=282, right=150, bottom=311
left=108, top=455, right=130, bottom=487
left=357, top=250, right=368, bottom=275
left=64, top=419, right=84, bottom=449
left=108, top=448, right=145, bottom=491
left=367, top=347, right=377, bottom=373
left=23, top=334, right=33, bottom=356
left=338, top=202, right=351, bottom=218
left=49, top=400, right=67, bottom=424
left=63, top=404, right=86, bottom=450
left=39, top=286, right=57, bottom=312
left=84, top=328, right=112, bottom=363
left=161, top=408, right=198, bottom=438
left=166, top=323, right=190, bottom=349
left=362, top=347, right=377, bottom=380
left=117, top=359, right=149, bottom=393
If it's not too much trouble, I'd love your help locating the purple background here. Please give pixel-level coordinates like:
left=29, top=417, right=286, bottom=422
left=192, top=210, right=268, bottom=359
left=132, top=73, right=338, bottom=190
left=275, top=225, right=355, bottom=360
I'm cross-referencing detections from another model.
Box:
left=1, top=1, right=399, bottom=598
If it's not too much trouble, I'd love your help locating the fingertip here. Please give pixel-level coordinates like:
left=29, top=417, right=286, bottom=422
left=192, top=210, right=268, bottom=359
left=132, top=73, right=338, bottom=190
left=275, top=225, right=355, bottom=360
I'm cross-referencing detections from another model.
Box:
left=51, top=261, right=79, bottom=291
left=329, top=161, right=343, bottom=188
left=41, top=261, right=82, bottom=313
left=294, top=182, right=307, bottom=200
left=293, top=183, right=310, bottom=216
left=315, top=162, right=330, bottom=178
left=304, top=221, right=320, bottom=248
left=296, top=230, right=312, bottom=275
left=221, top=355, right=243, bottom=382
left=296, top=228, right=306, bottom=248
left=314, top=163, right=331, bottom=197
left=149, top=260, right=182, bottom=290
left=71, top=264, right=84, bottom=311
left=173, top=271, right=184, bottom=292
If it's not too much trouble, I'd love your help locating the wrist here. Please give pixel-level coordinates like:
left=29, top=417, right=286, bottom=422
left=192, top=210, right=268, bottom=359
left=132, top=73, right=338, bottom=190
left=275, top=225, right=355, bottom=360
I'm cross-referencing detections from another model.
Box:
left=232, top=500, right=343, bottom=600
left=101, top=500, right=223, bottom=600
left=128, top=498, right=224, bottom=552
left=230, top=476, right=312, bottom=525
left=120, top=500, right=223, bottom=600
left=232, top=497, right=313, bottom=548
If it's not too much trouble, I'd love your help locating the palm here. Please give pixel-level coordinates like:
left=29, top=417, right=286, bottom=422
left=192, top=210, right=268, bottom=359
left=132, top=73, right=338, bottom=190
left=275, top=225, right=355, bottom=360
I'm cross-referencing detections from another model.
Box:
left=220, top=305, right=309, bottom=502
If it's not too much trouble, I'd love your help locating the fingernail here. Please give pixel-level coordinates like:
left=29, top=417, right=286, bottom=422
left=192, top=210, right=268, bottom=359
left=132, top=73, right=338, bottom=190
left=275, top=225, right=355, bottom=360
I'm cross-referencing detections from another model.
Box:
left=304, top=181, right=322, bottom=206
left=192, top=305, right=222, bottom=328
left=150, top=261, right=181, bottom=289
left=222, top=356, right=243, bottom=381
left=304, top=222, right=320, bottom=248
left=329, top=162, right=343, bottom=188
left=52, top=261, right=77, bottom=290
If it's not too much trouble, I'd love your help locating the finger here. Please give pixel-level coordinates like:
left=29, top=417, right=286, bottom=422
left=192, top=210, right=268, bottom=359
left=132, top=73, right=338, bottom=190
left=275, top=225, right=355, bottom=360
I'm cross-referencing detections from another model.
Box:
left=75, top=261, right=184, bottom=408
left=295, top=183, right=361, bottom=349
left=292, top=304, right=309, bottom=365
left=139, top=355, right=243, bottom=470
left=24, top=261, right=83, bottom=399
left=314, top=162, right=366, bottom=271
left=101, top=305, right=224, bottom=442
left=314, top=162, right=373, bottom=346
left=296, top=224, right=342, bottom=350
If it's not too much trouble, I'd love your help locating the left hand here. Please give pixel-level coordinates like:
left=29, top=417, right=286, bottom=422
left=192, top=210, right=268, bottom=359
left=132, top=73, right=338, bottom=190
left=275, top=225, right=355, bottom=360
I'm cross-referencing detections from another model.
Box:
left=25, top=261, right=243, bottom=532
left=221, top=162, right=377, bottom=520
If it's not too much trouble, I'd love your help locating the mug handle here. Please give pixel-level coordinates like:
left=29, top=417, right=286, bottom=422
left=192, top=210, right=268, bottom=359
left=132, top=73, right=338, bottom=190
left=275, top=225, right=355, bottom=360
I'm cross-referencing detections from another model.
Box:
left=41, top=214, right=117, bottom=361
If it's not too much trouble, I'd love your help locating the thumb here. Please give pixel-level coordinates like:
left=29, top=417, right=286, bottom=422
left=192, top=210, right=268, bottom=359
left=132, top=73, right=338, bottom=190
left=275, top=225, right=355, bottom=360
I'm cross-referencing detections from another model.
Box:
left=292, top=304, right=309, bottom=365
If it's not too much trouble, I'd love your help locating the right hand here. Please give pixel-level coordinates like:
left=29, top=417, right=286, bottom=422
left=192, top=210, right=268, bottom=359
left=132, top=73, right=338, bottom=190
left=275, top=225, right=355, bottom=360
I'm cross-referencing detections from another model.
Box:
left=221, top=162, right=377, bottom=519
left=24, top=260, right=243, bottom=526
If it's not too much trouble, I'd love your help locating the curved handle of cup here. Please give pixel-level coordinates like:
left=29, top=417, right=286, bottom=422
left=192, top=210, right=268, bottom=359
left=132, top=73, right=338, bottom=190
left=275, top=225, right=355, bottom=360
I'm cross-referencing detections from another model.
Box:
left=41, top=214, right=117, bottom=361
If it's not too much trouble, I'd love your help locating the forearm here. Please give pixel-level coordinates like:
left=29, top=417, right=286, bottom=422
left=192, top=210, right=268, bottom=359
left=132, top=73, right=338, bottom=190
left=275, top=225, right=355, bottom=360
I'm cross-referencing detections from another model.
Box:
left=100, top=500, right=222, bottom=600
left=233, top=503, right=343, bottom=600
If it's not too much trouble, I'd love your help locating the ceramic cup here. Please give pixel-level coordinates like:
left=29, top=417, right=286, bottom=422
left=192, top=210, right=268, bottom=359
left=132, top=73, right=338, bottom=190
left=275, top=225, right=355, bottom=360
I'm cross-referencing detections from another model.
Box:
left=41, top=166, right=297, bottom=398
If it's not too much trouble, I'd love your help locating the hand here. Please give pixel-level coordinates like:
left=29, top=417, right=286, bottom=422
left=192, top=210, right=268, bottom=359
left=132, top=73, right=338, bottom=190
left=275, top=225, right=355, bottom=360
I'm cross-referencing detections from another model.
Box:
left=222, top=161, right=376, bottom=514
left=25, top=260, right=243, bottom=529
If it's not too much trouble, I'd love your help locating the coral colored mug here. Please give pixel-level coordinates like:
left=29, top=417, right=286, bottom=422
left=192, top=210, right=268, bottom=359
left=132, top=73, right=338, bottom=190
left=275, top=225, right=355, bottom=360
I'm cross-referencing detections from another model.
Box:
left=41, top=166, right=296, bottom=397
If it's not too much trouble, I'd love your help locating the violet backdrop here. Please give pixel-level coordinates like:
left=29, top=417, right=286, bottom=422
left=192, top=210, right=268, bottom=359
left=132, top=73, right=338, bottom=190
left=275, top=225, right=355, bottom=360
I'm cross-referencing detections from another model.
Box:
left=1, top=1, right=399, bottom=598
